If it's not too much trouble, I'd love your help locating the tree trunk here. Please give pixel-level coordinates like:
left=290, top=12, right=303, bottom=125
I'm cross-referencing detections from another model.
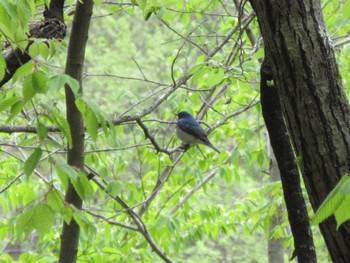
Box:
left=250, top=0, right=350, bottom=262
left=267, top=140, right=285, bottom=263
left=260, top=58, right=316, bottom=262
left=58, top=1, right=93, bottom=262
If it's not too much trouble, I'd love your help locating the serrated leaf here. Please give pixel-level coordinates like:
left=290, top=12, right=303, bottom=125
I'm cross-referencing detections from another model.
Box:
left=47, top=190, right=64, bottom=212
left=6, top=100, right=24, bottom=123
left=71, top=171, right=93, bottom=200
left=312, top=175, right=350, bottom=225
left=32, top=204, right=54, bottom=237
left=39, top=104, right=72, bottom=147
left=75, top=97, right=87, bottom=114
left=48, top=74, right=70, bottom=93
left=12, top=62, right=34, bottom=83
left=24, top=148, right=42, bottom=176
left=54, top=160, right=79, bottom=181
left=23, top=74, right=36, bottom=102
left=51, top=114, right=72, bottom=147
left=14, top=30, right=28, bottom=50
left=85, top=109, right=98, bottom=141
left=0, top=95, right=19, bottom=112
left=72, top=208, right=96, bottom=236
left=65, top=76, right=80, bottom=95
left=334, top=195, right=350, bottom=229
left=32, top=71, right=49, bottom=93
left=16, top=208, right=35, bottom=236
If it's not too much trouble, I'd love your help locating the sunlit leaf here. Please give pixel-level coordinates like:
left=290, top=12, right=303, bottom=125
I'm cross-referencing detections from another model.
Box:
left=24, top=148, right=43, bottom=176
left=312, top=175, right=350, bottom=226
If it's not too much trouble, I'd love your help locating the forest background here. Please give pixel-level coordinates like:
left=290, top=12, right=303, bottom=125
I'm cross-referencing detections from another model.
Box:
left=0, top=0, right=350, bottom=262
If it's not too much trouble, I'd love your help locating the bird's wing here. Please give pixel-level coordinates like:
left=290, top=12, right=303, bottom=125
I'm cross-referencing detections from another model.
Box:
left=177, top=119, right=207, bottom=141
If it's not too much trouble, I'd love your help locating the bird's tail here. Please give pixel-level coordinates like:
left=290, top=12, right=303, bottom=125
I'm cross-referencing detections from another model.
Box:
left=205, top=141, right=220, bottom=153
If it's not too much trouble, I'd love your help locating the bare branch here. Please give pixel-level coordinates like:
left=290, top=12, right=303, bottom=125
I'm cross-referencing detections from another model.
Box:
left=0, top=173, right=24, bottom=194
left=206, top=12, right=255, bottom=60
left=92, top=178, right=174, bottom=263
left=136, top=118, right=172, bottom=155
left=0, top=125, right=59, bottom=134
left=168, top=171, right=216, bottom=216
left=84, top=209, right=138, bottom=231
left=137, top=153, right=184, bottom=217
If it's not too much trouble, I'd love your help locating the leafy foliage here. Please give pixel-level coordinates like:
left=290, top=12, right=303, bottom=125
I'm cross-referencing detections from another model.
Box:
left=0, top=0, right=348, bottom=262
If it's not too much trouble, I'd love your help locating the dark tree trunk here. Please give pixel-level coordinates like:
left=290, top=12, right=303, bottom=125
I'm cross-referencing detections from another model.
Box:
left=0, top=0, right=66, bottom=88
left=261, top=58, right=316, bottom=262
left=250, top=0, right=350, bottom=262
left=58, top=1, right=93, bottom=262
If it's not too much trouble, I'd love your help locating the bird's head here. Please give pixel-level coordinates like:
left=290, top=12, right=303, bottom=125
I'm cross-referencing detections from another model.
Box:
left=177, top=111, right=193, bottom=119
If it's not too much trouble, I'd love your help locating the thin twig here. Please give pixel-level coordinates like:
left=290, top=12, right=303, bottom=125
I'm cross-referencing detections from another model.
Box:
left=168, top=171, right=216, bottom=215
left=84, top=209, right=138, bottom=231
left=136, top=118, right=171, bottom=155
left=92, top=178, right=174, bottom=263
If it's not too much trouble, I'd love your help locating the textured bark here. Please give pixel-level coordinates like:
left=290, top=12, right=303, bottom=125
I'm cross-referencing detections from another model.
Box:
left=58, top=1, right=93, bottom=262
left=0, top=0, right=66, bottom=88
left=261, top=59, right=316, bottom=263
left=250, top=0, right=350, bottom=262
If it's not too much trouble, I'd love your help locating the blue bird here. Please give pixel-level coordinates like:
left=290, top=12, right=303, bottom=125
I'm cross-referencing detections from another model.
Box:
left=176, top=111, right=220, bottom=153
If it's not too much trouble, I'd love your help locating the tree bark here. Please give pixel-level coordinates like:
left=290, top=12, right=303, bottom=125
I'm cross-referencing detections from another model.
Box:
left=261, top=58, right=316, bottom=262
left=250, top=0, right=350, bottom=262
left=58, top=1, right=93, bottom=262
left=0, top=0, right=66, bottom=88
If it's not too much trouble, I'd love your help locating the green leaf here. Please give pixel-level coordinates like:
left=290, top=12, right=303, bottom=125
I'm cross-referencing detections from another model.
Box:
left=32, top=204, right=54, bottom=237
left=63, top=205, right=73, bottom=224
left=334, top=195, right=350, bottom=229
left=0, top=54, right=6, bottom=82
left=0, top=94, right=19, bottom=112
left=22, top=74, right=36, bottom=102
left=12, top=62, right=34, bottom=83
left=85, top=109, right=99, bottom=141
left=72, top=207, right=96, bottom=236
left=71, top=171, right=93, bottom=200
left=37, top=121, right=48, bottom=140
left=106, top=181, right=123, bottom=197
left=24, top=148, right=43, bottom=176
left=207, top=68, right=225, bottom=87
left=38, top=42, right=50, bottom=60
left=32, top=71, right=49, bottom=93
left=40, top=103, right=72, bottom=146
left=47, top=73, right=80, bottom=95
left=16, top=205, right=54, bottom=239
left=7, top=100, right=24, bottom=123
left=46, top=190, right=64, bottom=212
left=22, top=71, right=48, bottom=101
left=54, top=160, right=79, bottom=181
left=50, top=113, right=72, bottom=147
left=16, top=208, right=35, bottom=236
left=28, top=43, right=39, bottom=58
left=312, top=175, right=350, bottom=225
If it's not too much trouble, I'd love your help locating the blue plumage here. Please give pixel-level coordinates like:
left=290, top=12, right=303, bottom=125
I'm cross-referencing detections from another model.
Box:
left=176, top=111, right=220, bottom=153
